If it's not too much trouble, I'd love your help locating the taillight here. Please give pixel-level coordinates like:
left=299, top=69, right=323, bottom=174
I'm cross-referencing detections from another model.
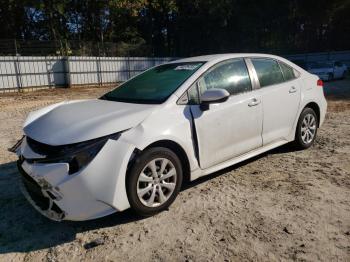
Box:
left=317, top=79, right=324, bottom=87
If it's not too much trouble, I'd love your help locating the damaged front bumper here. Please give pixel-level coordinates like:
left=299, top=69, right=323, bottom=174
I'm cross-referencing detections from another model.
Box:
left=18, top=160, right=66, bottom=221
left=13, top=136, right=135, bottom=221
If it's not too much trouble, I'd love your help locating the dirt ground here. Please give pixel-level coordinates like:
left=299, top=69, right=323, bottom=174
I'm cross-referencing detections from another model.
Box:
left=0, top=81, right=349, bottom=262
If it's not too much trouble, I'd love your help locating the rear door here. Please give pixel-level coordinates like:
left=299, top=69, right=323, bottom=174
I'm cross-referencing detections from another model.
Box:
left=188, top=58, right=263, bottom=169
left=250, top=58, right=301, bottom=145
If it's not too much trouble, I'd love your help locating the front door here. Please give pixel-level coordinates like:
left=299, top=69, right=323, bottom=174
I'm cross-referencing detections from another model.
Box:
left=189, top=58, right=263, bottom=169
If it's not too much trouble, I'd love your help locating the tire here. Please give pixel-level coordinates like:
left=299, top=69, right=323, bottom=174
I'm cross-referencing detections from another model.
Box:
left=294, top=107, right=318, bottom=149
left=126, top=147, right=183, bottom=217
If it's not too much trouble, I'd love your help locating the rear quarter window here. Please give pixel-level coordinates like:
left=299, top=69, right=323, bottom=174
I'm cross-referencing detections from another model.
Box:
left=279, top=62, right=297, bottom=81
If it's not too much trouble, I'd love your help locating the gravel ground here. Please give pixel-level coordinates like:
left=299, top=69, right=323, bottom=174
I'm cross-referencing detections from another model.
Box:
left=0, top=81, right=349, bottom=261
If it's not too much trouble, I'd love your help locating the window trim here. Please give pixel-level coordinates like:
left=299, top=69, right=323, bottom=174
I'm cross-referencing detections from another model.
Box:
left=244, top=58, right=260, bottom=90
left=177, top=57, right=255, bottom=105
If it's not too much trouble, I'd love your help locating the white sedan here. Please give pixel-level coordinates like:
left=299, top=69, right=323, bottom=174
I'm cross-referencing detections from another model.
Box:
left=307, top=61, right=348, bottom=81
left=12, top=54, right=327, bottom=221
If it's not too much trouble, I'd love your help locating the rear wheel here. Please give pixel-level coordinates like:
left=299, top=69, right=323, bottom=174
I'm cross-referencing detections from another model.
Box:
left=126, top=147, right=183, bottom=217
left=294, top=107, right=318, bottom=149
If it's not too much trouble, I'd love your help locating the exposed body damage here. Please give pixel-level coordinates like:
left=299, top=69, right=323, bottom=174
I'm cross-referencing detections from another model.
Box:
left=17, top=137, right=135, bottom=220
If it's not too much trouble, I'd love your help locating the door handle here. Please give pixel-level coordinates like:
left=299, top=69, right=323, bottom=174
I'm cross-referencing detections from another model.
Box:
left=289, top=86, right=297, bottom=93
left=248, top=98, right=261, bottom=107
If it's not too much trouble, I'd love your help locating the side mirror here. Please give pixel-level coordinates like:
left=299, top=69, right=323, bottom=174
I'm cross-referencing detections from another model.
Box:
left=200, top=88, right=229, bottom=110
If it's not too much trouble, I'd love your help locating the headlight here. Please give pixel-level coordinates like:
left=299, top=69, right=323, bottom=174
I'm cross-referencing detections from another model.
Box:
left=32, top=132, right=122, bottom=174
left=67, top=140, right=108, bottom=174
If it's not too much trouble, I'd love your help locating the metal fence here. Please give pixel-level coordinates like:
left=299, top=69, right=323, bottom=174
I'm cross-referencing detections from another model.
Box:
left=1, top=50, right=350, bottom=92
left=0, top=56, right=174, bottom=91
left=284, top=50, right=350, bottom=67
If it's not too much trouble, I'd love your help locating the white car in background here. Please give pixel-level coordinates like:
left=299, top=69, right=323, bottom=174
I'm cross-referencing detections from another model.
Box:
left=307, top=61, right=348, bottom=81
left=12, top=53, right=327, bottom=221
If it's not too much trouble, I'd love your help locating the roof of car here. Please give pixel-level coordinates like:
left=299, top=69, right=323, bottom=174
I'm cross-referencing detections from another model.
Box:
left=174, top=53, right=280, bottom=63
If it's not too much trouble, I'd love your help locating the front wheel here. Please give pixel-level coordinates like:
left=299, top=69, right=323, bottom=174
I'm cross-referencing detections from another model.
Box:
left=126, top=147, right=183, bottom=217
left=294, top=107, right=318, bottom=149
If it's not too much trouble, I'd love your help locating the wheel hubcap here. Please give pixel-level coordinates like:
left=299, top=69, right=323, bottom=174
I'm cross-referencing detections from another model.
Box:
left=137, top=158, right=177, bottom=207
left=301, top=113, right=316, bottom=144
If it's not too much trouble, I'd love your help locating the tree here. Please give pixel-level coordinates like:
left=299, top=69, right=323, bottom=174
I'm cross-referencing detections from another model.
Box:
left=0, top=0, right=349, bottom=56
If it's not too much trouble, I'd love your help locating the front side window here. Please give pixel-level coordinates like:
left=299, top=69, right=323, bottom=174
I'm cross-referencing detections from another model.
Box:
left=251, top=58, right=284, bottom=87
left=197, top=58, right=252, bottom=96
left=101, top=62, right=204, bottom=104
left=279, top=62, right=296, bottom=81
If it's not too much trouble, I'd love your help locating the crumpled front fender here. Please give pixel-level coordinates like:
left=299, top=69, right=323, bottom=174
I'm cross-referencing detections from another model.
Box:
left=18, top=138, right=135, bottom=221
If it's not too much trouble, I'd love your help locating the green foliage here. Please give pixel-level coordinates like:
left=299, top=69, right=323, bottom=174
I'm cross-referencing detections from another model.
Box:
left=0, top=0, right=349, bottom=56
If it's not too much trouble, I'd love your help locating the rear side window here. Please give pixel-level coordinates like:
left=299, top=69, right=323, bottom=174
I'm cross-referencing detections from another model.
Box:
left=198, top=58, right=252, bottom=96
left=251, top=58, right=284, bottom=87
left=279, top=62, right=296, bottom=81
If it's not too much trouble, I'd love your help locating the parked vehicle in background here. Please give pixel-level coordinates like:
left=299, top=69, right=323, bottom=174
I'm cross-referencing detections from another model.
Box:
left=290, top=59, right=308, bottom=70
left=306, top=61, right=348, bottom=81
left=11, top=53, right=327, bottom=221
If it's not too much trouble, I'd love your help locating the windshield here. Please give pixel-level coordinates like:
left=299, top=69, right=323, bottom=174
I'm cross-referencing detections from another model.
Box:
left=100, top=62, right=204, bottom=104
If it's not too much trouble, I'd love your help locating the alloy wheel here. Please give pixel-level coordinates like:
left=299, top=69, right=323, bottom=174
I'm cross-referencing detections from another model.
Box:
left=137, top=158, right=177, bottom=207
left=301, top=113, right=317, bottom=144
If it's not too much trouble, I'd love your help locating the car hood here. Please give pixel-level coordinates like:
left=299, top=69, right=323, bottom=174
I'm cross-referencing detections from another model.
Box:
left=23, top=99, right=157, bottom=145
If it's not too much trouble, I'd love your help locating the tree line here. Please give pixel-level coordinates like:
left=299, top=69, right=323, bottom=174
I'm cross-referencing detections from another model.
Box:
left=0, top=0, right=349, bottom=56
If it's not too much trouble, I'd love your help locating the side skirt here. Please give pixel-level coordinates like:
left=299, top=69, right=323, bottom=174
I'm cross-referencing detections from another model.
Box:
left=191, top=140, right=289, bottom=180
